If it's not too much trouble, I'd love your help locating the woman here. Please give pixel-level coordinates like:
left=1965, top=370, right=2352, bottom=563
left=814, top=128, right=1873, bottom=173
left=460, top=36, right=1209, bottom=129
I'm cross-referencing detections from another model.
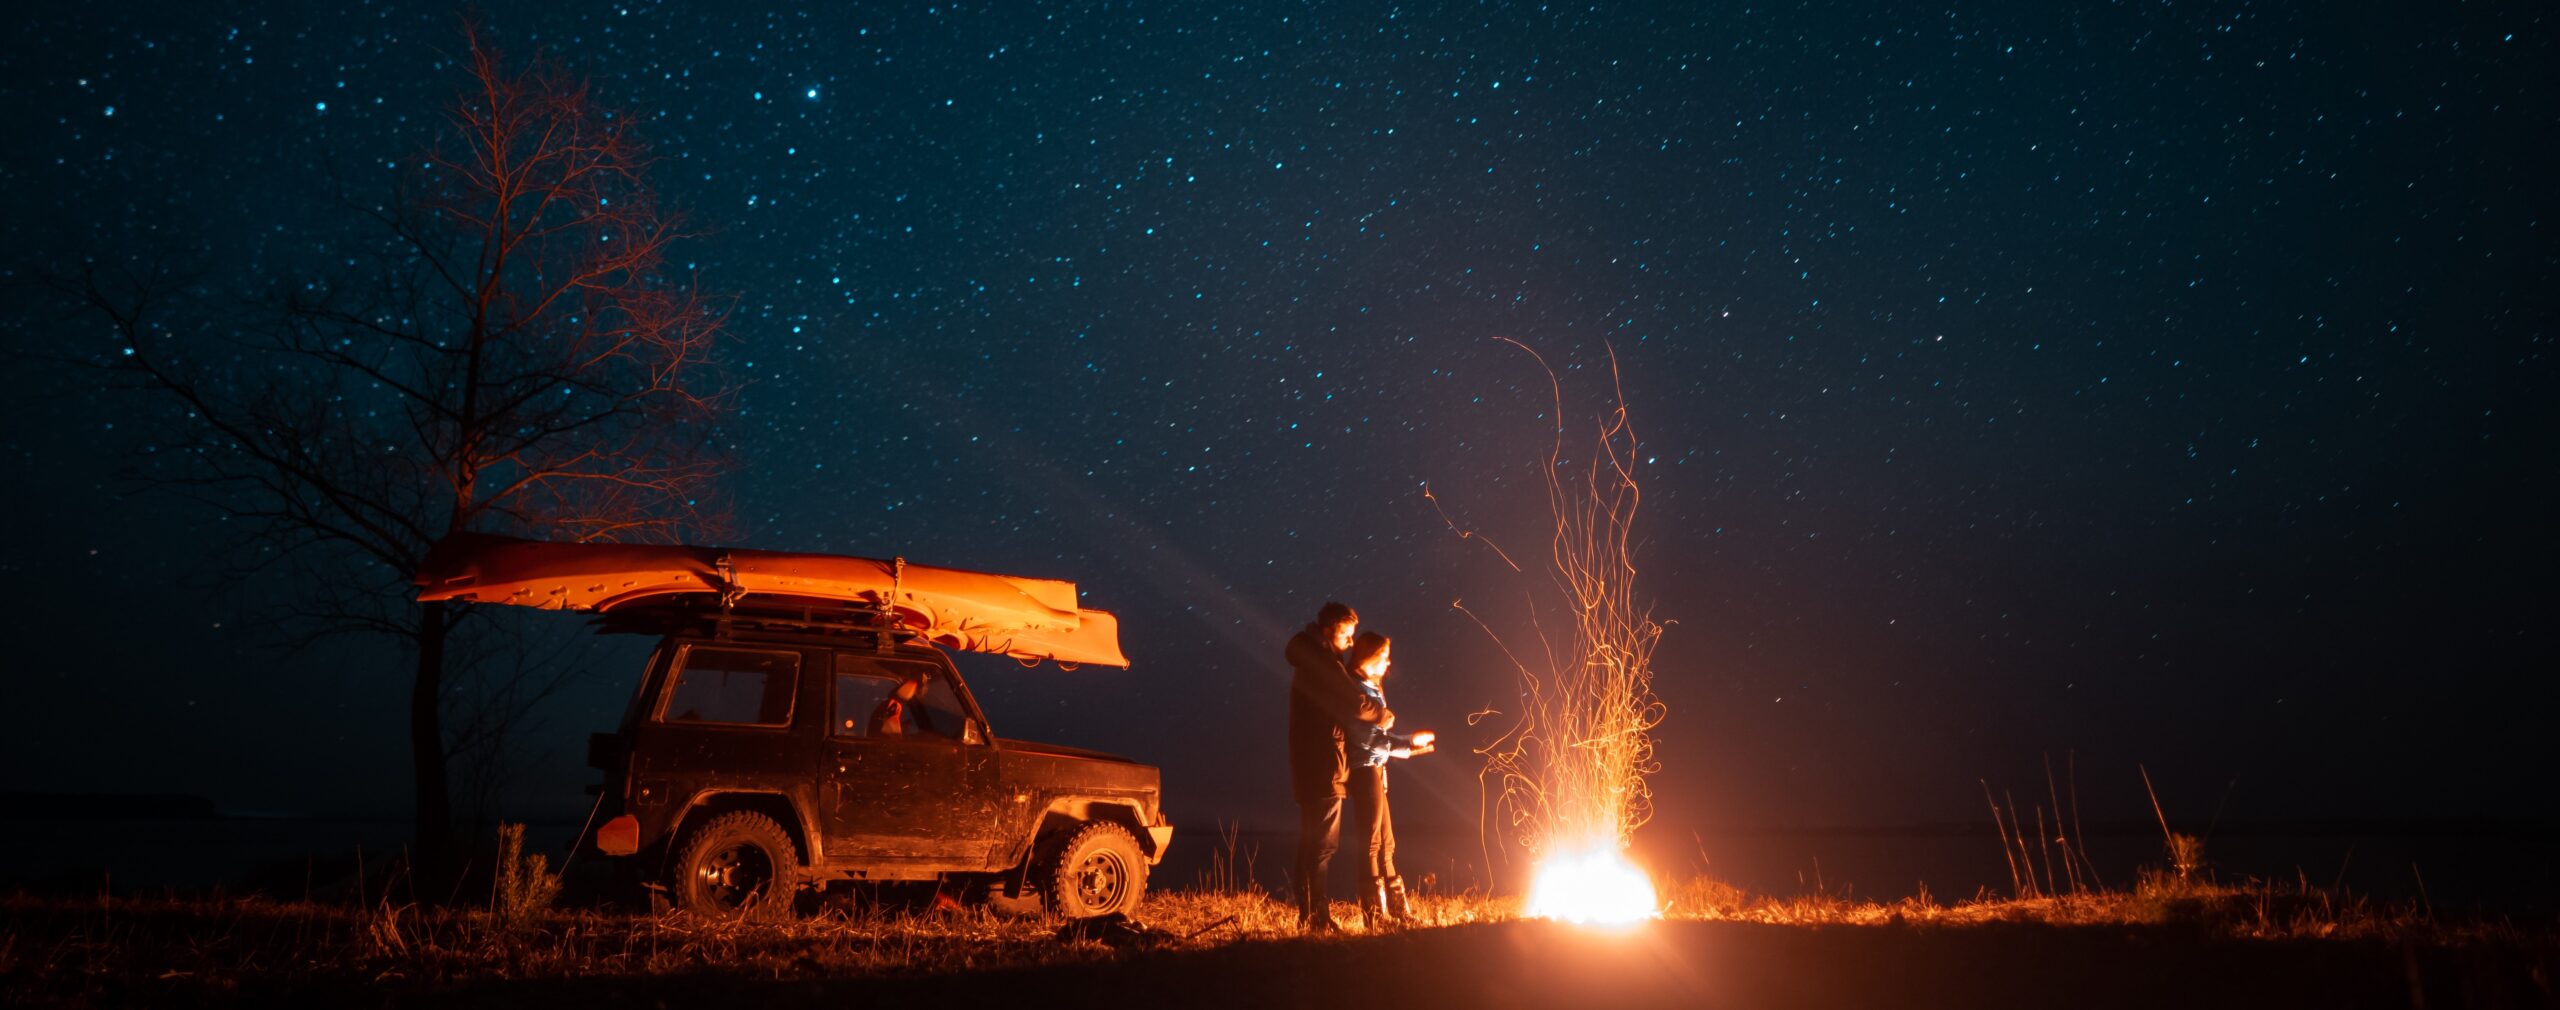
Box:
left=1342, top=632, right=1434, bottom=928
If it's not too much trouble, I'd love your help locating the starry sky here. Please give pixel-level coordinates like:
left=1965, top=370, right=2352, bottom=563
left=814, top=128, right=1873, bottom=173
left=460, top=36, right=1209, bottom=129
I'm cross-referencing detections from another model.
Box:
left=3, top=1, right=2554, bottom=855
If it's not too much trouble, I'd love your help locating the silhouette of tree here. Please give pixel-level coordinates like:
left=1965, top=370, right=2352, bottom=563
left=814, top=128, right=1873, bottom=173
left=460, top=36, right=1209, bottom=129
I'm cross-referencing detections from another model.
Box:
left=56, top=24, right=732, bottom=873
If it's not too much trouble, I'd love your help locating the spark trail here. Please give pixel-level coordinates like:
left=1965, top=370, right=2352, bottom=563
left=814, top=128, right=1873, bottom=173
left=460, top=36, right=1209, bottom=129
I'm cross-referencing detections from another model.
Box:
left=1437, top=339, right=1666, bottom=924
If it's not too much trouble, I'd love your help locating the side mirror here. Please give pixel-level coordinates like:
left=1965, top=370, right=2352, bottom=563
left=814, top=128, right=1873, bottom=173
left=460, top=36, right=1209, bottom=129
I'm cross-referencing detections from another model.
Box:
left=963, top=721, right=985, bottom=746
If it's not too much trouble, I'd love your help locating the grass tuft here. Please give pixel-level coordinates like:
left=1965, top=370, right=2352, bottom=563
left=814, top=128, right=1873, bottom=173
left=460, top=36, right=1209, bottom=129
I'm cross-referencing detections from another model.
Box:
left=492, top=823, right=562, bottom=927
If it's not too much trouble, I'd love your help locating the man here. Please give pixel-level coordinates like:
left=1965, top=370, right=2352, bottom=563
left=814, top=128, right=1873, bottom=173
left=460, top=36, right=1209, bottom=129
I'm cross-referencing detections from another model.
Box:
left=1285, top=600, right=1391, bottom=931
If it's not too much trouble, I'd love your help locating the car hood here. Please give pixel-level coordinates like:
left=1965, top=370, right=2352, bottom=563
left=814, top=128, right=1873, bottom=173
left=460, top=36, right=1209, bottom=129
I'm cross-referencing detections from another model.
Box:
left=997, top=739, right=1161, bottom=799
left=996, top=738, right=1149, bottom=766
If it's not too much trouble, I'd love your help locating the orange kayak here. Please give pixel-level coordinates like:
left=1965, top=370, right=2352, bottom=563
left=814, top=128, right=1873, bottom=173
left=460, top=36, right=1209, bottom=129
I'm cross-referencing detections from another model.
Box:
left=413, top=532, right=1127, bottom=668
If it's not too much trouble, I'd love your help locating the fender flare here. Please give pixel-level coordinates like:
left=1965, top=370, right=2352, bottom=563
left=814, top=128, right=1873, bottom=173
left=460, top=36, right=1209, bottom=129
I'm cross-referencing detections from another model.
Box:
left=1001, top=794, right=1170, bottom=868
left=663, top=788, right=825, bottom=868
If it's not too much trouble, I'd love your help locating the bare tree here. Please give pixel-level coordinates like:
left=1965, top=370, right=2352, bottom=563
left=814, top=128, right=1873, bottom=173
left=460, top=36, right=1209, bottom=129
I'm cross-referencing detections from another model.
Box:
left=56, top=24, right=731, bottom=872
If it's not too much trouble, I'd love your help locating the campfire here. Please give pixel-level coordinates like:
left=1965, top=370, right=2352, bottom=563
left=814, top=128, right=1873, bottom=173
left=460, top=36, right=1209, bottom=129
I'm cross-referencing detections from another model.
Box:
left=1524, top=841, right=1660, bottom=926
left=1441, top=340, right=1668, bottom=928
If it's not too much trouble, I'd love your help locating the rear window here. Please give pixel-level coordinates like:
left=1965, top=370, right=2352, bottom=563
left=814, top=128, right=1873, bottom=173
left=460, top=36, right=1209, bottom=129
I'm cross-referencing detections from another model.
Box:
left=660, top=647, right=799, bottom=727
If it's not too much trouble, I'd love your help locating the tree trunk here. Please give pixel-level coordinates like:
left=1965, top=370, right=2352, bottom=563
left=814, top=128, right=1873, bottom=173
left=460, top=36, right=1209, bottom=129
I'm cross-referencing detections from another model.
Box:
left=411, top=599, right=454, bottom=884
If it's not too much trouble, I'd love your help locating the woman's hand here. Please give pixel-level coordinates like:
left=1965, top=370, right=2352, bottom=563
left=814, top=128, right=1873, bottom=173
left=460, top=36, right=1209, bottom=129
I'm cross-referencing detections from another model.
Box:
left=1409, top=730, right=1435, bottom=755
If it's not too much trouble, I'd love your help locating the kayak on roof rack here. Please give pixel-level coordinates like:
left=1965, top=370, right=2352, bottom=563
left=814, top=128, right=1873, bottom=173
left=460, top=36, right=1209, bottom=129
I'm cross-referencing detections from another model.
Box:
left=413, top=532, right=1127, bottom=668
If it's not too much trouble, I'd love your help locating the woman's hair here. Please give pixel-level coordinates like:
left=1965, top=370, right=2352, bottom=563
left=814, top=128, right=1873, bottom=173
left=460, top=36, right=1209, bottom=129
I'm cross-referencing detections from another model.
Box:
left=1345, top=631, right=1391, bottom=673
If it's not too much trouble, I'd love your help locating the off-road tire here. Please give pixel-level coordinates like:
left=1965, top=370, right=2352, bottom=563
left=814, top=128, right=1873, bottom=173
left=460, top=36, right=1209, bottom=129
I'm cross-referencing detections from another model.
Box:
left=1042, top=821, right=1148, bottom=918
left=671, top=811, right=800, bottom=919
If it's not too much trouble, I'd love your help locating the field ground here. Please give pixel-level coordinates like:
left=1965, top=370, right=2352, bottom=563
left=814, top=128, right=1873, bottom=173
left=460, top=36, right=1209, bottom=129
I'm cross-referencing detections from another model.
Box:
left=5, top=879, right=2554, bottom=1009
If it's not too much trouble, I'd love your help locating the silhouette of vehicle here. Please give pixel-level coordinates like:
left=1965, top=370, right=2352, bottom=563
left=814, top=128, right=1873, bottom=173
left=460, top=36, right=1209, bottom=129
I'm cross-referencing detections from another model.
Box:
left=416, top=534, right=1167, bottom=918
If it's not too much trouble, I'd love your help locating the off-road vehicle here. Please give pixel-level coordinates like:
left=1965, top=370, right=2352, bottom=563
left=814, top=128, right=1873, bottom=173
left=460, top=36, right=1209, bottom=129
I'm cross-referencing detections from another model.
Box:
left=415, top=534, right=1169, bottom=918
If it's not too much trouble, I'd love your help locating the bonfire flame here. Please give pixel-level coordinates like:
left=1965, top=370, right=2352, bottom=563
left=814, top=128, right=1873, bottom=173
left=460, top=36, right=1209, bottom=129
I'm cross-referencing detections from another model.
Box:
left=1440, top=339, right=1668, bottom=928
left=1524, top=841, right=1660, bottom=925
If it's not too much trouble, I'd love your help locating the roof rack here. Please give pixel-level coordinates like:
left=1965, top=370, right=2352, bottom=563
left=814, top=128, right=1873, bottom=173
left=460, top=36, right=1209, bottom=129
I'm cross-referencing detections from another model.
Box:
left=590, top=593, right=926, bottom=646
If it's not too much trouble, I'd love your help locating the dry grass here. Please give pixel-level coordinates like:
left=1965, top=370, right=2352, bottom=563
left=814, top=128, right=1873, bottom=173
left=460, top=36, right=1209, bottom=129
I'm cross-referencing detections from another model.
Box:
left=1662, top=871, right=2545, bottom=946
left=0, top=885, right=1511, bottom=999
left=3, top=867, right=2535, bottom=1007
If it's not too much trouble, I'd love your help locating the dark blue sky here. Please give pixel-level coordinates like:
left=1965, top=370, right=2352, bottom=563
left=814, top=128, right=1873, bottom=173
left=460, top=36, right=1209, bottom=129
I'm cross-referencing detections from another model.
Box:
left=3, top=1, right=2553, bottom=844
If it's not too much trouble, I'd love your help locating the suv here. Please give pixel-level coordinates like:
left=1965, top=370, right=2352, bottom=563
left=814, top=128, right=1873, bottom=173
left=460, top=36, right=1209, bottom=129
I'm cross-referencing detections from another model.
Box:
left=414, top=534, right=1171, bottom=918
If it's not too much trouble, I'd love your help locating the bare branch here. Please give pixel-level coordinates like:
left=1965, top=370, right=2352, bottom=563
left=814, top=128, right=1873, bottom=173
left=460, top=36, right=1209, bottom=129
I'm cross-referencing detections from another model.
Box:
left=46, top=22, right=736, bottom=852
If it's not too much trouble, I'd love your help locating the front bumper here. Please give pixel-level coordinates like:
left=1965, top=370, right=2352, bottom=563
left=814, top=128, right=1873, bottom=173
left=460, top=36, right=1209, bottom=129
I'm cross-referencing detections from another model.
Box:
left=1145, top=811, right=1173, bottom=865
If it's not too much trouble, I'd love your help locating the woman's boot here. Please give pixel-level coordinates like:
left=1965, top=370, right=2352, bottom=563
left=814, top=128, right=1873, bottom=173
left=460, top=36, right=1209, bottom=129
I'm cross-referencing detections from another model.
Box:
left=1384, top=874, right=1414, bottom=922
left=1359, top=878, right=1389, bottom=930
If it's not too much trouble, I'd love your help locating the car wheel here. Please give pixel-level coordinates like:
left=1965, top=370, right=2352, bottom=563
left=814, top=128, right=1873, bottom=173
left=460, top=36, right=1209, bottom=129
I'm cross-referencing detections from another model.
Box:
left=1042, top=821, right=1147, bottom=918
left=671, top=810, right=800, bottom=919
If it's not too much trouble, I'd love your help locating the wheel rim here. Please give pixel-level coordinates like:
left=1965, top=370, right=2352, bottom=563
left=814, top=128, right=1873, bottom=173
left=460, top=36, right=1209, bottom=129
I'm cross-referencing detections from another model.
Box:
left=1072, top=848, right=1128, bottom=911
left=698, top=841, right=776, bottom=911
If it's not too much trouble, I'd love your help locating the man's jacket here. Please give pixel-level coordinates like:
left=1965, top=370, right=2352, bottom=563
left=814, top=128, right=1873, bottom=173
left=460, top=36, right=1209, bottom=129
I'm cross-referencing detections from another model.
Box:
left=1285, top=625, right=1387, bottom=803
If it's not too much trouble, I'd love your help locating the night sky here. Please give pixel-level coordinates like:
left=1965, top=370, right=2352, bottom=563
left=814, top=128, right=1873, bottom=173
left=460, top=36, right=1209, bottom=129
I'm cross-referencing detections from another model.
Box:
left=4, top=1, right=2554, bottom=865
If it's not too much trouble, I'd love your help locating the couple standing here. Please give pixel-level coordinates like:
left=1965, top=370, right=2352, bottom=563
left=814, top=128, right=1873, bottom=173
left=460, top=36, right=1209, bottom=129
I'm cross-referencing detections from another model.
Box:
left=1285, top=601, right=1436, bottom=931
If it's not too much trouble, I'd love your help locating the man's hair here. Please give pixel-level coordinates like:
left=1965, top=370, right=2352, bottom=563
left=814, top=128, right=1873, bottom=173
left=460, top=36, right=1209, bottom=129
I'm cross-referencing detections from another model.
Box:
left=1316, top=601, right=1359, bottom=630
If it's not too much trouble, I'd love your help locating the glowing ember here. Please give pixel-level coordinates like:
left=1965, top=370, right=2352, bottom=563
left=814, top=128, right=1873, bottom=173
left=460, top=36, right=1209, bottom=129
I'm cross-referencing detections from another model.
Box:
left=1524, top=843, right=1660, bottom=926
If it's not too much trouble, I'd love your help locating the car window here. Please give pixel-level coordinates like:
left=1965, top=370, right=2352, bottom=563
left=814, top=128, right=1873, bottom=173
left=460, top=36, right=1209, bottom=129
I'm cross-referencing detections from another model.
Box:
left=624, top=641, right=671, bottom=729
left=661, top=646, right=798, bottom=727
left=834, top=656, right=967, bottom=741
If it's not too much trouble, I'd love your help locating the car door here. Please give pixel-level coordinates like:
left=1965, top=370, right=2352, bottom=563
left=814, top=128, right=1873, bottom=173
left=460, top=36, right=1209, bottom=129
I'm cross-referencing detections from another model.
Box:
left=821, top=652, right=1005, bottom=863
